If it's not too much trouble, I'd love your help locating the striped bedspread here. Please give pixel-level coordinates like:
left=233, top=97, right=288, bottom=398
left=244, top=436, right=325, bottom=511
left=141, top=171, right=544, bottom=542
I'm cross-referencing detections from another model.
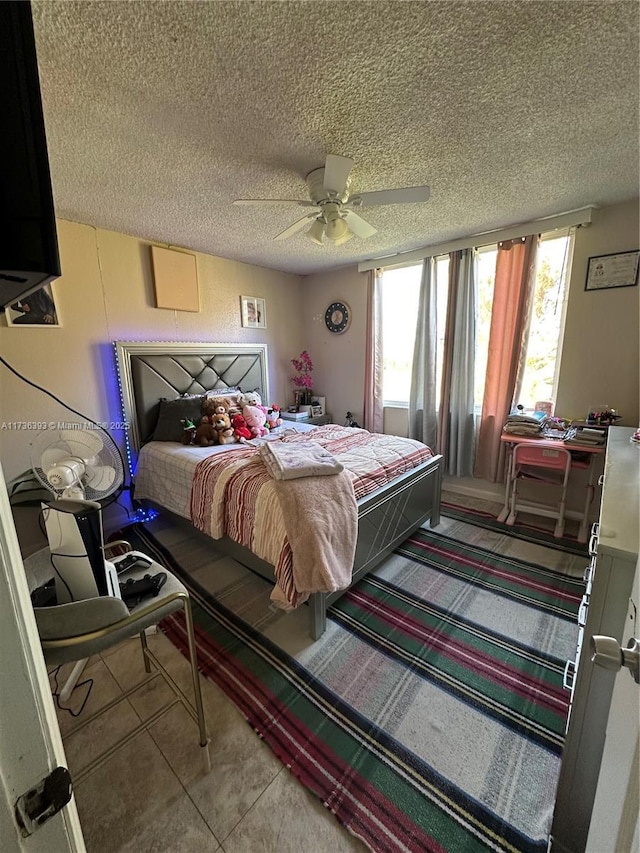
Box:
left=189, top=425, right=433, bottom=608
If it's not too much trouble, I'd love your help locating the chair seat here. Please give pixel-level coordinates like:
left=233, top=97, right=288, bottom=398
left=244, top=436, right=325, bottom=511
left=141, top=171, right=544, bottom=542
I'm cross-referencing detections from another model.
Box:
left=30, top=549, right=210, bottom=776
left=35, top=562, right=188, bottom=665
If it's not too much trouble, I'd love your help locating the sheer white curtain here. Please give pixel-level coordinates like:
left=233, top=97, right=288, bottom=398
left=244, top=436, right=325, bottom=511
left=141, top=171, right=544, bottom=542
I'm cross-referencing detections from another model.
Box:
left=363, top=269, right=384, bottom=433
left=408, top=258, right=438, bottom=450
left=443, top=249, right=477, bottom=476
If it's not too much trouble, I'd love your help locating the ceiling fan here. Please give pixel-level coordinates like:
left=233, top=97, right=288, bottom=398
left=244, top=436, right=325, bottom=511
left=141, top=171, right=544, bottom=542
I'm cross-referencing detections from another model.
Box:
left=233, top=154, right=430, bottom=246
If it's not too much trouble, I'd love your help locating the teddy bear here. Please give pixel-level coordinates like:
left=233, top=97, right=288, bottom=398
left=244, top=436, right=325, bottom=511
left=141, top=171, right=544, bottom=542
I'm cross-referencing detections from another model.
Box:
left=194, top=421, right=218, bottom=446
left=232, top=413, right=252, bottom=442
left=201, top=396, right=232, bottom=427
left=212, top=410, right=237, bottom=445
left=242, top=404, right=268, bottom=438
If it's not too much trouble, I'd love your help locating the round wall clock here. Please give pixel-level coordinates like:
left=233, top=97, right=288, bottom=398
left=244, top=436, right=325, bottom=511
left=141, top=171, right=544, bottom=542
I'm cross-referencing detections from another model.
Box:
left=325, top=301, right=351, bottom=334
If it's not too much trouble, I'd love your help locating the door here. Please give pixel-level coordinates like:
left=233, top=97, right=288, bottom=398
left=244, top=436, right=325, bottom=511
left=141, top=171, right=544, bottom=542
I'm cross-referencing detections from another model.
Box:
left=586, top=553, right=640, bottom=853
left=0, top=464, right=85, bottom=851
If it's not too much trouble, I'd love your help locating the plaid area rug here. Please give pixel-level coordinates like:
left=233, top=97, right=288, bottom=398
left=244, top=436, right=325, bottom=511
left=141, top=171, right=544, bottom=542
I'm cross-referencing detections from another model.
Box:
left=441, top=500, right=589, bottom=556
left=118, top=522, right=582, bottom=853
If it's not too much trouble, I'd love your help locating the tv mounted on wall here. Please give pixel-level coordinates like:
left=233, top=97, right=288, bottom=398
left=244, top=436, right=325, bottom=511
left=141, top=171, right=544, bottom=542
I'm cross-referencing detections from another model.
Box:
left=0, top=1, right=61, bottom=311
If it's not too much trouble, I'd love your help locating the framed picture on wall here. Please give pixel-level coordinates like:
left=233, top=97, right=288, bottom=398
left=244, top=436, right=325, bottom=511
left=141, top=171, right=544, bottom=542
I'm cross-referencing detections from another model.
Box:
left=240, top=295, right=267, bottom=328
left=584, top=250, right=639, bottom=291
left=6, top=283, right=61, bottom=327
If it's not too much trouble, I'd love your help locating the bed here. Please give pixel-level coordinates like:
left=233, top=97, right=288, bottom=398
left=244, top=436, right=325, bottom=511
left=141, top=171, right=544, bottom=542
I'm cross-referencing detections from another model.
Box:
left=115, top=341, right=443, bottom=638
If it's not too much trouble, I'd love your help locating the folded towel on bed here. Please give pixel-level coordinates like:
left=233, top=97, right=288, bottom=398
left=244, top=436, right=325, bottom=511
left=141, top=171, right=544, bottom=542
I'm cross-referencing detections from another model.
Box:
left=260, top=440, right=344, bottom=480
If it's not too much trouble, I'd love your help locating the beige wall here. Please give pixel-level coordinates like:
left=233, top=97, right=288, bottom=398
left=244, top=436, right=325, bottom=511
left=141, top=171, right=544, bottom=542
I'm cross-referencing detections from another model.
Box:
left=0, top=219, right=304, bottom=482
left=307, top=198, right=640, bottom=438
left=555, top=199, right=639, bottom=424
left=300, top=265, right=370, bottom=427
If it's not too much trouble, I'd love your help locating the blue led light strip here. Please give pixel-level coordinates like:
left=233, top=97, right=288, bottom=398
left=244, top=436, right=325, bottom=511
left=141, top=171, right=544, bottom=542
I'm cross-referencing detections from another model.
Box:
left=112, top=342, right=135, bottom=480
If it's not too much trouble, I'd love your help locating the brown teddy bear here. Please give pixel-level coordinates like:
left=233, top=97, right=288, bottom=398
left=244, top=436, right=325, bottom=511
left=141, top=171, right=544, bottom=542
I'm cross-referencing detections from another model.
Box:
left=212, top=411, right=237, bottom=445
left=201, top=396, right=230, bottom=425
left=194, top=421, right=218, bottom=446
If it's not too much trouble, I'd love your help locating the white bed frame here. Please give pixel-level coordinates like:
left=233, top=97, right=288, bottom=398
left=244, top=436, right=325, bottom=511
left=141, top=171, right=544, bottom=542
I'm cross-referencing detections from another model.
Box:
left=115, top=341, right=443, bottom=638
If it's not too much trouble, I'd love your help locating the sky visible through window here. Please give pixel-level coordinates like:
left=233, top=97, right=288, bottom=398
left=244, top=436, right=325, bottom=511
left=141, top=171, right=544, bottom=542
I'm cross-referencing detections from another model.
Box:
left=381, top=266, right=422, bottom=404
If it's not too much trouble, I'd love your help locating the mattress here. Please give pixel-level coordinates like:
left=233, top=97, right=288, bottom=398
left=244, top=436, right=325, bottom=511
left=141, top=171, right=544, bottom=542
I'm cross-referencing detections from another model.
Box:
left=133, top=423, right=317, bottom=518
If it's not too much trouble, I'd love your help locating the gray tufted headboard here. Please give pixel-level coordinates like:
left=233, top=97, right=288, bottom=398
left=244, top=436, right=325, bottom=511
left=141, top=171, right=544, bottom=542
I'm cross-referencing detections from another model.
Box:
left=114, top=341, right=269, bottom=459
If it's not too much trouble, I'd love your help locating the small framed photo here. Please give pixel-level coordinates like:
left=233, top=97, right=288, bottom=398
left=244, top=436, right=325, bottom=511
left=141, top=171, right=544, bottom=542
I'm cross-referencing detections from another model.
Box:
left=240, top=295, right=266, bottom=329
left=6, top=283, right=61, bottom=327
left=310, top=395, right=325, bottom=416
left=585, top=250, right=639, bottom=291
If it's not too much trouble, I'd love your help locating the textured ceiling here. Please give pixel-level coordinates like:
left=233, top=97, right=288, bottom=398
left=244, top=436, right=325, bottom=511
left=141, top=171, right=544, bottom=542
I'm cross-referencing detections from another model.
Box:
left=32, top=1, right=639, bottom=275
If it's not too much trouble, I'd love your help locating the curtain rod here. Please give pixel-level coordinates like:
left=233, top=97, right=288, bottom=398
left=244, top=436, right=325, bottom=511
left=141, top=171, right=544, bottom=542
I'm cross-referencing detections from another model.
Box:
left=357, top=206, right=596, bottom=272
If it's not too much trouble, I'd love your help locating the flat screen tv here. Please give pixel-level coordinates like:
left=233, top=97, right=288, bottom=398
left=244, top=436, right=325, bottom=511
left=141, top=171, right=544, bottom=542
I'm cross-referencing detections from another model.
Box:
left=0, top=1, right=61, bottom=311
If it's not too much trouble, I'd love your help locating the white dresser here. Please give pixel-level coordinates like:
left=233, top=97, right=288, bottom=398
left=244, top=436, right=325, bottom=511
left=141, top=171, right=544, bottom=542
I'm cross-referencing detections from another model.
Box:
left=551, top=427, right=639, bottom=852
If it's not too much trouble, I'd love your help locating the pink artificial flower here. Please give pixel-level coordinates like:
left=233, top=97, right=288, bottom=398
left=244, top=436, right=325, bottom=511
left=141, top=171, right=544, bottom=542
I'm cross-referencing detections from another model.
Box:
left=291, top=350, right=314, bottom=389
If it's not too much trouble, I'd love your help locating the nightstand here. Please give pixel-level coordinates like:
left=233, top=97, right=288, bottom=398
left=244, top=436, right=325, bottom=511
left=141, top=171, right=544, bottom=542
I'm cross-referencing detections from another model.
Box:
left=281, top=413, right=332, bottom=426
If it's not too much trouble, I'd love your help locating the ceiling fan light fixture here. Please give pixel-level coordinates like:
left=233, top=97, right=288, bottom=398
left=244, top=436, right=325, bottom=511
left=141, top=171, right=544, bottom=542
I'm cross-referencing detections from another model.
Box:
left=307, top=218, right=326, bottom=245
left=325, top=215, right=353, bottom=245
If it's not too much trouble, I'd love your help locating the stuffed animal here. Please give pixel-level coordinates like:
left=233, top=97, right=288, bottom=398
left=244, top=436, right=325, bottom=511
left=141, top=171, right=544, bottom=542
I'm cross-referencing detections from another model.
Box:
left=212, top=411, right=237, bottom=445
left=243, top=404, right=268, bottom=438
left=201, top=396, right=232, bottom=426
left=180, top=418, right=197, bottom=445
left=232, top=413, right=252, bottom=442
left=237, top=390, right=262, bottom=409
left=226, top=396, right=242, bottom=419
left=194, top=422, right=218, bottom=446
left=265, top=405, right=282, bottom=430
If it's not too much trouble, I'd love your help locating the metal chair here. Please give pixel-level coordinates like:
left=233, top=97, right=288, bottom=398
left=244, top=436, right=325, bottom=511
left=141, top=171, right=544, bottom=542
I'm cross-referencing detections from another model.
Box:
left=506, top=443, right=572, bottom=538
left=33, top=548, right=210, bottom=782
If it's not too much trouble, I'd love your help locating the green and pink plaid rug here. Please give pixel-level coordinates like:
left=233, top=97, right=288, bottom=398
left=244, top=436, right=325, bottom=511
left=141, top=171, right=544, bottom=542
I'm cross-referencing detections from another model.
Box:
left=441, top=500, right=589, bottom=556
left=120, top=522, right=582, bottom=853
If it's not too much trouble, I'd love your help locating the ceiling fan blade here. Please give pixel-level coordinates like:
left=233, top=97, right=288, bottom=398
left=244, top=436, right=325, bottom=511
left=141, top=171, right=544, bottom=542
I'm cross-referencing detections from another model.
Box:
left=274, top=213, right=319, bottom=241
left=348, top=185, right=431, bottom=208
left=343, top=210, right=377, bottom=239
left=323, top=154, right=355, bottom=196
left=233, top=199, right=317, bottom=207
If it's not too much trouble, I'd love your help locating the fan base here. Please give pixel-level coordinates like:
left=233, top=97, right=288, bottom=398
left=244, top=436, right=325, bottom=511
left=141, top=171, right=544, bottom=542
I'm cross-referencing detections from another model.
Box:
left=306, top=167, right=350, bottom=205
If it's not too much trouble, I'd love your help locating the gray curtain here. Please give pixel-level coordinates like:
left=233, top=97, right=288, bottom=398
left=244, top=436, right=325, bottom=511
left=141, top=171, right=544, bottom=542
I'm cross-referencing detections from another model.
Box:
left=445, top=249, right=477, bottom=476
left=363, top=269, right=384, bottom=433
left=408, top=258, right=438, bottom=450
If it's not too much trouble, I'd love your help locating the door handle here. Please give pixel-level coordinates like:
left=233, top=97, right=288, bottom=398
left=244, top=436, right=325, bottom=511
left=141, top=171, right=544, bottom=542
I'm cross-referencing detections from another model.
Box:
left=591, top=635, right=640, bottom=684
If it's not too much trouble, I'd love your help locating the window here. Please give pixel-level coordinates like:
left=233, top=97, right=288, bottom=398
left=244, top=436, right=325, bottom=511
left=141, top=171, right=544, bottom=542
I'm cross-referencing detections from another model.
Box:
left=515, top=233, right=572, bottom=410
left=380, top=260, right=449, bottom=406
left=380, top=265, right=421, bottom=405
left=475, top=247, right=497, bottom=412
left=380, top=231, right=572, bottom=414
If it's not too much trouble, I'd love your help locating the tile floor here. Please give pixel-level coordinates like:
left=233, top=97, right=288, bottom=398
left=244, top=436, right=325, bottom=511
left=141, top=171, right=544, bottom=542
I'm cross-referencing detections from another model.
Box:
left=44, top=495, right=587, bottom=853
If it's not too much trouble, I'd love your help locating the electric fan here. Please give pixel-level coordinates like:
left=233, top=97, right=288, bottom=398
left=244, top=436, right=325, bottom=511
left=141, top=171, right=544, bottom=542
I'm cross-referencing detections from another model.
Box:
left=31, top=427, right=125, bottom=603
left=31, top=427, right=123, bottom=501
